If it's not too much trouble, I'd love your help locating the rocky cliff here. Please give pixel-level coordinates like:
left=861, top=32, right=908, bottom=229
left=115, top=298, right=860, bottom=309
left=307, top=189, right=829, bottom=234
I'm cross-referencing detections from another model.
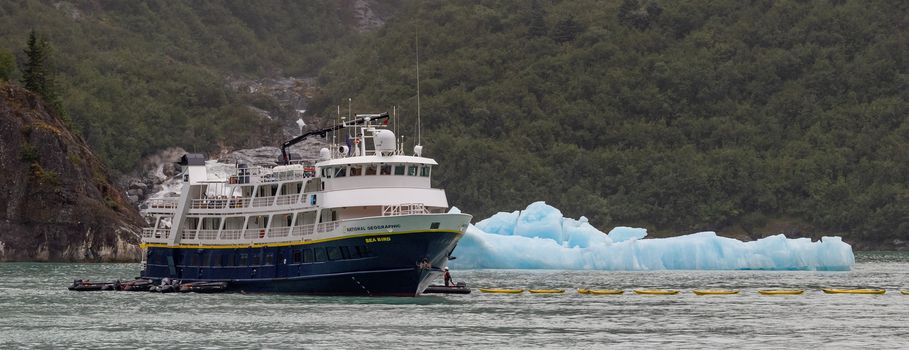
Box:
left=0, top=84, right=142, bottom=262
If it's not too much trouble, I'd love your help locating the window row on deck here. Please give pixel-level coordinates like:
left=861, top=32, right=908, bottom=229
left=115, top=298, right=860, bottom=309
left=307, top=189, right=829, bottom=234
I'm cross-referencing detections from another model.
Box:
left=321, top=163, right=431, bottom=178
left=149, top=245, right=373, bottom=267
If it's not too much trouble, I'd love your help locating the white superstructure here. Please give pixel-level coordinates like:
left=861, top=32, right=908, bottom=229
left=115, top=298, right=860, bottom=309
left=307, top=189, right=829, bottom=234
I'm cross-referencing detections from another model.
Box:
left=140, top=113, right=465, bottom=249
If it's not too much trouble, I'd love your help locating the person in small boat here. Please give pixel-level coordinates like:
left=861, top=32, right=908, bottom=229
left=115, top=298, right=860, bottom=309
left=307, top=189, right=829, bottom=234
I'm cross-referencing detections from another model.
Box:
left=443, top=267, right=454, bottom=287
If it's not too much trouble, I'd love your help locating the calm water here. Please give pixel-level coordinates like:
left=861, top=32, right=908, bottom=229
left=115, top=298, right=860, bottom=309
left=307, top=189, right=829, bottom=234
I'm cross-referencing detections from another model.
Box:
left=1, top=252, right=907, bottom=349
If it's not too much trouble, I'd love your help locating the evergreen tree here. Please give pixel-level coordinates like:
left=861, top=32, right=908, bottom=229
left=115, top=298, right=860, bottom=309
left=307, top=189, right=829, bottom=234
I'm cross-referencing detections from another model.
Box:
left=552, top=16, right=583, bottom=43
left=22, top=30, right=51, bottom=98
left=0, top=50, right=14, bottom=81
left=527, top=0, right=547, bottom=37
left=617, top=0, right=640, bottom=25
left=20, top=30, right=63, bottom=115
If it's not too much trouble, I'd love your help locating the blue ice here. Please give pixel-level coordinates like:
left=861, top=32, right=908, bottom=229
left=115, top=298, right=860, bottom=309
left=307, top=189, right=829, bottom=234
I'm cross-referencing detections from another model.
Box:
left=449, top=202, right=854, bottom=271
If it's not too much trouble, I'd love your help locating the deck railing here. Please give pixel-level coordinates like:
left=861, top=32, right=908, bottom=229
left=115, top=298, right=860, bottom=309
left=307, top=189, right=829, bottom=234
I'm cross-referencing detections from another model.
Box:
left=268, top=227, right=291, bottom=238
left=317, top=221, right=340, bottom=233
left=219, top=229, right=242, bottom=240
left=382, top=203, right=429, bottom=216
left=147, top=198, right=178, bottom=209
left=291, top=224, right=316, bottom=237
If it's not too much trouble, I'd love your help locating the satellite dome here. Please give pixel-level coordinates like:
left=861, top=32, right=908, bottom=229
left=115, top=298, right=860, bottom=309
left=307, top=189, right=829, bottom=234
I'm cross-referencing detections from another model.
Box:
left=374, top=129, right=396, bottom=155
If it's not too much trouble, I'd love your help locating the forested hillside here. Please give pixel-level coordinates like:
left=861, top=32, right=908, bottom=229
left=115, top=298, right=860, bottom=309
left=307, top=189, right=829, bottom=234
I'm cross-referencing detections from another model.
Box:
left=311, top=0, right=909, bottom=246
left=0, top=0, right=374, bottom=170
left=1, top=0, right=906, bottom=247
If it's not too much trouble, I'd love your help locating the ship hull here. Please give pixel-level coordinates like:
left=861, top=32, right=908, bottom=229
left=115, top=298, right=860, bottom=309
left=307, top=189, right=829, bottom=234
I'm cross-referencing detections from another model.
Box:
left=140, top=230, right=460, bottom=296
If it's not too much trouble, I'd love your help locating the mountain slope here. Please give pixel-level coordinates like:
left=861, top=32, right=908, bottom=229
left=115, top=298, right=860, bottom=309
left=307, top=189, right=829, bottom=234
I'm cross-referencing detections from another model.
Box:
left=309, top=0, right=909, bottom=247
left=0, top=83, right=142, bottom=261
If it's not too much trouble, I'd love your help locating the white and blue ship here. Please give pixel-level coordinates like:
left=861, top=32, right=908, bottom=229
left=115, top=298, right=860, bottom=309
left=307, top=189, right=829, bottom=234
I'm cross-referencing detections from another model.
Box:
left=139, top=113, right=471, bottom=296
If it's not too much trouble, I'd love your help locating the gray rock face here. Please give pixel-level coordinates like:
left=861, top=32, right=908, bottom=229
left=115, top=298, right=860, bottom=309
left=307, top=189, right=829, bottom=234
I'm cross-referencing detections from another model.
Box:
left=0, top=84, right=143, bottom=262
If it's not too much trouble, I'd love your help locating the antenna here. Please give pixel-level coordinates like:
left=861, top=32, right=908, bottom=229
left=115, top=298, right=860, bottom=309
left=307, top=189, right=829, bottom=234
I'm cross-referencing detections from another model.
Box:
left=393, top=105, right=397, bottom=153
left=416, top=31, right=422, bottom=146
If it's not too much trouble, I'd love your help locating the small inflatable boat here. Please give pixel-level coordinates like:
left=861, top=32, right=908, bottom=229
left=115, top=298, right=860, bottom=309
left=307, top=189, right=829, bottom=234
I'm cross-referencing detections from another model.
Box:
left=119, top=279, right=153, bottom=292
left=901, top=291, right=909, bottom=295
left=758, top=290, right=804, bottom=295
left=633, top=289, right=679, bottom=295
left=529, top=289, right=564, bottom=294
left=693, top=290, right=739, bottom=295
left=821, top=288, right=885, bottom=294
left=577, top=289, right=591, bottom=294
left=68, top=280, right=115, bottom=291
left=479, top=288, right=524, bottom=294
left=178, top=282, right=229, bottom=293
left=423, top=284, right=471, bottom=294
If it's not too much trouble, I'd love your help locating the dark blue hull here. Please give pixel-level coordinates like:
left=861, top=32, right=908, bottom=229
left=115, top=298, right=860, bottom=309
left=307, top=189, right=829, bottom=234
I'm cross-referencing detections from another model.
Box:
left=140, top=230, right=460, bottom=296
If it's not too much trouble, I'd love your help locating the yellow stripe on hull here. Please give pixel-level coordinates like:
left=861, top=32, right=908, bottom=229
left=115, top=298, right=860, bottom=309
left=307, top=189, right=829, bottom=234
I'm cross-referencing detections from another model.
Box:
left=479, top=288, right=524, bottom=294
left=634, top=289, right=679, bottom=295
left=693, top=290, right=739, bottom=295
left=758, top=290, right=804, bottom=295
left=140, top=229, right=462, bottom=249
left=577, top=289, right=591, bottom=294
left=589, top=289, right=624, bottom=295
left=528, top=289, right=564, bottom=294
left=821, top=288, right=885, bottom=294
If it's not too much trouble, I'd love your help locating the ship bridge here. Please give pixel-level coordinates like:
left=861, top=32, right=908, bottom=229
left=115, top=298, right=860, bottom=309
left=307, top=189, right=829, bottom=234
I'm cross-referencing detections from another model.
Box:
left=316, top=155, right=448, bottom=217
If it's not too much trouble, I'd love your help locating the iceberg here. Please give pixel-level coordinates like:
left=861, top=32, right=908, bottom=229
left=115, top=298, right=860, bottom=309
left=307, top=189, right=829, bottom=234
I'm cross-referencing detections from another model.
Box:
left=449, top=202, right=854, bottom=271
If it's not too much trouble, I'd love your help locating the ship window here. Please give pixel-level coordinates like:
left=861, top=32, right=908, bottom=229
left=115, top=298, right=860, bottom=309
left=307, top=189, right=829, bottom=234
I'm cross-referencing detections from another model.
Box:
left=205, top=253, right=214, bottom=267
left=322, top=168, right=331, bottom=178
left=349, top=166, right=362, bottom=176
left=348, top=246, right=360, bottom=259
left=340, top=246, right=351, bottom=259
left=430, top=222, right=440, bottom=229
left=334, top=167, right=346, bottom=178
left=380, top=165, right=392, bottom=175
left=238, top=254, right=248, bottom=266
left=407, top=165, right=418, bottom=176
left=366, top=165, right=377, bottom=175
left=213, top=253, right=222, bottom=267
left=292, top=249, right=302, bottom=263
left=420, top=166, right=430, bottom=177
left=356, top=245, right=371, bottom=257
left=394, top=165, right=405, bottom=175
left=265, top=253, right=275, bottom=265
left=314, top=248, right=328, bottom=262
left=191, top=254, right=200, bottom=267
left=303, top=249, right=314, bottom=263
left=327, top=247, right=342, bottom=261
left=222, top=254, right=232, bottom=267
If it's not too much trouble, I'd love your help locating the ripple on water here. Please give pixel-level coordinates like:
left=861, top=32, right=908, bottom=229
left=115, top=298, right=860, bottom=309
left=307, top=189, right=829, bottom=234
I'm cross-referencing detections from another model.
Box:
left=0, top=254, right=907, bottom=349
